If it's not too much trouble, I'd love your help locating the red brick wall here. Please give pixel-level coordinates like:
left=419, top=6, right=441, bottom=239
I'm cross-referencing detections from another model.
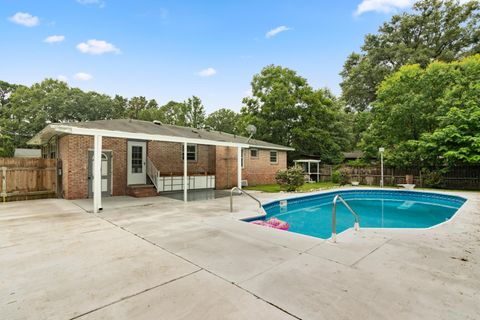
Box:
left=243, top=149, right=287, bottom=186
left=214, top=147, right=287, bottom=189
left=215, top=146, right=238, bottom=189
left=148, top=141, right=215, bottom=175
left=58, top=135, right=127, bottom=199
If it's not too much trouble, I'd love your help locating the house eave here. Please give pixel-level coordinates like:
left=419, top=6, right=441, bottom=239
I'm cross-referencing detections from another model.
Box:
left=29, top=124, right=251, bottom=148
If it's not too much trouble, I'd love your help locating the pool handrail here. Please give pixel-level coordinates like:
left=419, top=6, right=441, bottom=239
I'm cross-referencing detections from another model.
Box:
left=230, top=187, right=262, bottom=212
left=332, top=194, right=360, bottom=243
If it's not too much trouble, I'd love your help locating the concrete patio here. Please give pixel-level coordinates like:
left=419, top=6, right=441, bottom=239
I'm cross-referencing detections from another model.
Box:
left=1, top=189, right=479, bottom=319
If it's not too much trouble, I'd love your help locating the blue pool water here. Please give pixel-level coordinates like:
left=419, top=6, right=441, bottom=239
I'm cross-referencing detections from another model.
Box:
left=259, top=190, right=466, bottom=239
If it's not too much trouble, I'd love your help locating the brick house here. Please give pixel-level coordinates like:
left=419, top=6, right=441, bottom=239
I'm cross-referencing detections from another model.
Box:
left=28, top=119, right=293, bottom=211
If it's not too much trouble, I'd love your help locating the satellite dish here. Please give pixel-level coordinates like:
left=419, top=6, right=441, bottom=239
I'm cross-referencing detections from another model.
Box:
left=246, top=124, right=257, bottom=135
left=246, top=124, right=256, bottom=142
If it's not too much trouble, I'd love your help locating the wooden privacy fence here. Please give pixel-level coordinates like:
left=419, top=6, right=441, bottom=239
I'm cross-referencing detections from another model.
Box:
left=0, top=158, right=57, bottom=201
left=319, top=165, right=480, bottom=190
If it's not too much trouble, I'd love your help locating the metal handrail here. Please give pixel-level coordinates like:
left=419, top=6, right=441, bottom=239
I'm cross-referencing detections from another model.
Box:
left=230, top=187, right=262, bottom=212
left=332, top=194, right=360, bottom=243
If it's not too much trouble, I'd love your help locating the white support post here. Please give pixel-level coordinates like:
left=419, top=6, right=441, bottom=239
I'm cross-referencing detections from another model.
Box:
left=183, top=142, right=188, bottom=203
left=93, top=135, right=102, bottom=213
left=237, top=147, right=242, bottom=189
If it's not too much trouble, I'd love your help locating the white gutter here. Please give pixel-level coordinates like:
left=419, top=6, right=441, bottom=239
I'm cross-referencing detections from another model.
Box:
left=248, top=145, right=295, bottom=151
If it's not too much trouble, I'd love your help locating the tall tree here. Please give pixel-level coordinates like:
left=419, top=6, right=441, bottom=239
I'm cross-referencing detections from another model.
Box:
left=341, top=0, right=480, bottom=111
left=126, top=96, right=158, bottom=119
left=242, top=65, right=350, bottom=163
left=184, top=96, right=206, bottom=128
left=205, top=108, right=240, bottom=134
left=159, top=100, right=188, bottom=126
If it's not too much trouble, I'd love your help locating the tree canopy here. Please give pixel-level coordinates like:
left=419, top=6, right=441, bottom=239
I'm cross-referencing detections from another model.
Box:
left=241, top=65, right=351, bottom=163
left=341, top=0, right=479, bottom=111
left=362, top=54, right=480, bottom=167
left=204, top=108, right=240, bottom=134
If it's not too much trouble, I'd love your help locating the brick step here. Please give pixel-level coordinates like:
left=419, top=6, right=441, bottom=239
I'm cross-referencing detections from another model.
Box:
left=126, top=184, right=158, bottom=198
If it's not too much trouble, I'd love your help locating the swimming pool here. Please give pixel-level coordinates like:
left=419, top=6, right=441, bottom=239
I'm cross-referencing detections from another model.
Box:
left=257, top=189, right=466, bottom=239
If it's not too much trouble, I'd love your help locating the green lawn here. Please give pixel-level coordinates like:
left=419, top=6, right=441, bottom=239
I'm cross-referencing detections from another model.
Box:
left=244, top=181, right=339, bottom=193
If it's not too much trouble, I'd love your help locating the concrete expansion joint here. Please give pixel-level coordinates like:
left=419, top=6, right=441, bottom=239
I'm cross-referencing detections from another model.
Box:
left=350, top=238, right=393, bottom=268
left=91, top=212, right=303, bottom=320
left=70, top=269, right=202, bottom=320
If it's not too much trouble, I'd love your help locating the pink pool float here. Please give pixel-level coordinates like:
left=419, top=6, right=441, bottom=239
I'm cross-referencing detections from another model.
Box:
left=251, top=218, right=289, bottom=231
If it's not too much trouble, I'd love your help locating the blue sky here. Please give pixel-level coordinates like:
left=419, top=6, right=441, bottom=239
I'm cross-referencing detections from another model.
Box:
left=1, top=0, right=415, bottom=113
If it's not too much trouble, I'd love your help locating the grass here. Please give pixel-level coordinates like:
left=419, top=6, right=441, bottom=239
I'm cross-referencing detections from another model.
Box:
left=244, top=181, right=339, bottom=193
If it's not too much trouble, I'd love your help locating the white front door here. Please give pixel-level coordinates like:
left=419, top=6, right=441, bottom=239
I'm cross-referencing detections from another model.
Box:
left=127, top=141, right=146, bottom=185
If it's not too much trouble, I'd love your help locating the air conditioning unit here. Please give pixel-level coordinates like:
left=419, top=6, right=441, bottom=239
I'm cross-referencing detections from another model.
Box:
left=241, top=179, right=249, bottom=187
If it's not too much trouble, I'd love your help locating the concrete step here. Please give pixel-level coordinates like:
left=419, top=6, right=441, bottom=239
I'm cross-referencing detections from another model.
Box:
left=127, top=184, right=158, bottom=198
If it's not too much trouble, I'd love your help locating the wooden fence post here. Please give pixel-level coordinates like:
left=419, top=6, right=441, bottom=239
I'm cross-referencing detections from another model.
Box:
left=1, top=167, right=6, bottom=203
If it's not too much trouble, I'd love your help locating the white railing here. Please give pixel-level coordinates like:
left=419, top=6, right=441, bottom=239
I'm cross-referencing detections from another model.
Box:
left=146, top=157, right=160, bottom=192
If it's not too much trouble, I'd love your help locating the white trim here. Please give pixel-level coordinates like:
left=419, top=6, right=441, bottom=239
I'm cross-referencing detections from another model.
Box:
left=93, top=135, right=102, bottom=213
left=87, top=149, right=113, bottom=197
left=50, top=125, right=250, bottom=148
left=183, top=142, right=188, bottom=202
left=127, top=141, right=147, bottom=185
left=293, top=159, right=321, bottom=163
left=247, top=144, right=294, bottom=151
left=237, top=147, right=242, bottom=189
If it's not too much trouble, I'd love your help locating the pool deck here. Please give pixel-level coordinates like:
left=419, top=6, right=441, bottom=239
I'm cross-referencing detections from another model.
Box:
left=1, top=188, right=479, bottom=319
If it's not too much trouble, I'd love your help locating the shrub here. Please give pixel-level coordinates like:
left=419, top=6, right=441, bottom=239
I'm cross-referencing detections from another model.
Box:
left=421, top=168, right=444, bottom=188
left=275, top=166, right=305, bottom=191
left=332, top=168, right=350, bottom=185
left=331, top=170, right=341, bottom=183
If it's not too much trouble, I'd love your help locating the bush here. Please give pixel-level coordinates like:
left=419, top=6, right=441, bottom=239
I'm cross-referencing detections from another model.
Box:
left=332, top=168, right=350, bottom=185
left=275, top=166, right=305, bottom=191
left=421, top=168, right=444, bottom=188
left=331, top=170, right=341, bottom=183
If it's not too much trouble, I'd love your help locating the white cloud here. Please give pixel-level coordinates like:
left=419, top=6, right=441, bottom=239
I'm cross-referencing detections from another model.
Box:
left=57, top=75, right=68, bottom=82
left=74, top=72, right=93, bottom=81
left=265, top=26, right=291, bottom=39
left=197, top=67, right=217, bottom=77
left=354, top=0, right=414, bottom=16
left=76, top=39, right=120, bottom=55
left=44, top=35, right=65, bottom=43
left=8, top=12, right=39, bottom=27
left=76, top=0, right=106, bottom=7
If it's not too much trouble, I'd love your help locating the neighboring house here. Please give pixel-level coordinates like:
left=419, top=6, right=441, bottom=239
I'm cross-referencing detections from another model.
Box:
left=343, top=150, right=364, bottom=162
left=28, top=119, right=293, bottom=207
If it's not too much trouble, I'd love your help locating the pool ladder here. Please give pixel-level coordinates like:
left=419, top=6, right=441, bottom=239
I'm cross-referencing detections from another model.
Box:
left=332, top=194, right=360, bottom=243
left=230, top=187, right=262, bottom=212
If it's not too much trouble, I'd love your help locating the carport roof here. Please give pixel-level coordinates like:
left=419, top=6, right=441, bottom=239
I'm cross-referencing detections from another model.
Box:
left=28, top=119, right=295, bottom=151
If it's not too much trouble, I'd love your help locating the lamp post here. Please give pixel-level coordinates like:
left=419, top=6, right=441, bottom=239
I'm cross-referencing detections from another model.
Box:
left=379, top=147, right=385, bottom=188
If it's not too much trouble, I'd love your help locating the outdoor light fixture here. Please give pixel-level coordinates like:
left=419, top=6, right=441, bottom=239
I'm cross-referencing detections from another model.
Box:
left=379, top=147, right=385, bottom=188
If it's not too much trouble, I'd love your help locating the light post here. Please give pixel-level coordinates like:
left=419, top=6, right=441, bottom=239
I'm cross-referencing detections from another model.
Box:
left=379, top=147, right=385, bottom=188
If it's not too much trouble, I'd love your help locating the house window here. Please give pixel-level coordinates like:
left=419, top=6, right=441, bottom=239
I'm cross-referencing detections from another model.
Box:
left=270, top=151, right=278, bottom=164
left=250, top=148, right=258, bottom=158
left=182, top=144, right=197, bottom=161
left=131, top=146, right=143, bottom=173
